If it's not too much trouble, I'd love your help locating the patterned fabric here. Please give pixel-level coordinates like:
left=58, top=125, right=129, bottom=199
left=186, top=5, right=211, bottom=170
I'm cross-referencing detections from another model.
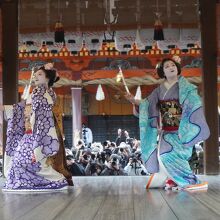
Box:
left=24, top=104, right=32, bottom=133
left=4, top=85, right=69, bottom=190
left=139, top=76, right=210, bottom=188
left=159, top=99, right=182, bottom=130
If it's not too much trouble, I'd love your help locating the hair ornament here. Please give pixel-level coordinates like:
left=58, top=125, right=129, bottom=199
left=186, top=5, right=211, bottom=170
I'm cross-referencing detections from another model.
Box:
left=172, top=55, right=181, bottom=64
left=156, top=62, right=161, bottom=70
left=44, top=62, right=54, bottom=70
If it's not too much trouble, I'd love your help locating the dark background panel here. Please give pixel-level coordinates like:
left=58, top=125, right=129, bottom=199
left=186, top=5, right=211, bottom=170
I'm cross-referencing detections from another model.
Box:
left=63, top=115, right=140, bottom=147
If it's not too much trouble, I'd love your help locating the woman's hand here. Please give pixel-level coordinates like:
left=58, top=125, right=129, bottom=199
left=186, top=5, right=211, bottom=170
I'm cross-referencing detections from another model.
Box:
left=124, top=93, right=141, bottom=106
left=0, top=104, right=4, bottom=112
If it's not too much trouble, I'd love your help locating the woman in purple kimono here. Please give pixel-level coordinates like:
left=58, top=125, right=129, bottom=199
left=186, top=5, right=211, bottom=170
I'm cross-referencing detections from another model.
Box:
left=1, top=63, right=72, bottom=191
left=126, top=57, right=210, bottom=191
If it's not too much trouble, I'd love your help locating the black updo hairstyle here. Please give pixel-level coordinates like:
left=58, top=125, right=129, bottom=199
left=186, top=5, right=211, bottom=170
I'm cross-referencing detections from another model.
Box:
left=156, top=58, right=181, bottom=79
left=38, top=66, right=60, bottom=87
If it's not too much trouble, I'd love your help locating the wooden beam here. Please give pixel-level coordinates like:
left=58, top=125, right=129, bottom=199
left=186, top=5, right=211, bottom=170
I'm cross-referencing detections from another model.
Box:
left=19, top=23, right=199, bottom=34
left=1, top=0, right=18, bottom=164
left=200, top=1, right=219, bottom=174
left=2, top=0, right=18, bottom=104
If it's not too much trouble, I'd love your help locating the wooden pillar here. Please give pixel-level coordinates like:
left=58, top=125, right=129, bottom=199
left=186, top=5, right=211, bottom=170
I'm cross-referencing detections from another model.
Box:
left=0, top=6, right=3, bottom=159
left=0, top=8, right=2, bottom=72
left=2, top=0, right=18, bottom=104
left=217, top=3, right=220, bottom=68
left=200, top=1, right=219, bottom=174
left=71, top=87, right=82, bottom=147
left=0, top=88, right=3, bottom=158
left=1, top=0, right=18, bottom=158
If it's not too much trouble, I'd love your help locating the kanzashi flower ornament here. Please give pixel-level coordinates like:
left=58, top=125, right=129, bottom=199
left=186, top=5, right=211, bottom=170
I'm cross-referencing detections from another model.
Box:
left=172, top=55, right=181, bottom=64
left=44, top=63, right=54, bottom=70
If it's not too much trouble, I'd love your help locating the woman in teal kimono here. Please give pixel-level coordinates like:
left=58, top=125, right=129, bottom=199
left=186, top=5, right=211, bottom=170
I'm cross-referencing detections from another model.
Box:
left=126, top=57, right=210, bottom=190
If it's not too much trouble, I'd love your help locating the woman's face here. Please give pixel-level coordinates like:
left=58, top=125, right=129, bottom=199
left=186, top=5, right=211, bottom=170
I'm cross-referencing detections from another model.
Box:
left=163, top=60, right=178, bottom=78
left=33, top=69, right=48, bottom=86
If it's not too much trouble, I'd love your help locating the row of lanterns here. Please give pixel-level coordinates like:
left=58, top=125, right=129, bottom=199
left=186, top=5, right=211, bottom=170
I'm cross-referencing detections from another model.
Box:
left=19, top=28, right=201, bottom=54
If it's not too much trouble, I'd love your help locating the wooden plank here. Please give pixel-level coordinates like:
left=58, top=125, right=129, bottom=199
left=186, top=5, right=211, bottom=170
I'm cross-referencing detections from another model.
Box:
left=189, top=177, right=220, bottom=215
left=15, top=187, right=83, bottom=220
left=0, top=176, right=220, bottom=220
left=191, top=191, right=220, bottom=216
left=0, top=193, right=53, bottom=220
left=94, top=177, right=135, bottom=220
left=160, top=189, right=220, bottom=220
left=132, top=177, right=178, bottom=220
left=53, top=177, right=114, bottom=220
left=0, top=178, right=84, bottom=220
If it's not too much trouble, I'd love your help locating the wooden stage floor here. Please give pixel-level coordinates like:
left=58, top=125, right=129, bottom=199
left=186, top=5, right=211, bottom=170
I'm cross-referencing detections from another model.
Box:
left=0, top=175, right=220, bottom=220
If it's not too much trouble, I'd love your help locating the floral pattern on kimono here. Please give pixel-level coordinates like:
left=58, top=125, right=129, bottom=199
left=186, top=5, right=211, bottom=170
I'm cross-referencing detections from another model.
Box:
left=4, top=85, right=68, bottom=190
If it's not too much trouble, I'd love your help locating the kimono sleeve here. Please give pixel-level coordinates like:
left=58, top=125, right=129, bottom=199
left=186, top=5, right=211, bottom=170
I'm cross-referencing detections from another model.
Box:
left=32, top=86, right=59, bottom=161
left=179, top=88, right=210, bottom=147
left=5, top=102, right=25, bottom=157
left=139, top=88, right=159, bottom=173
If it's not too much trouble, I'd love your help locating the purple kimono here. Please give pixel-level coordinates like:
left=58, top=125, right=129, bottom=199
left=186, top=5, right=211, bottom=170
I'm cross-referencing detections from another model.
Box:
left=3, top=85, right=68, bottom=190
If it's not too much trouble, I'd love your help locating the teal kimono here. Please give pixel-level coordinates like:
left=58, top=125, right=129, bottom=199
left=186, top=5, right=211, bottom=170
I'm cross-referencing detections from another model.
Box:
left=139, top=76, right=210, bottom=187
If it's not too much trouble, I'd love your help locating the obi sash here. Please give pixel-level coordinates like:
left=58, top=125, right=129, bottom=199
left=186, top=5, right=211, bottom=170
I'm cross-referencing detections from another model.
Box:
left=159, top=99, right=182, bottom=131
